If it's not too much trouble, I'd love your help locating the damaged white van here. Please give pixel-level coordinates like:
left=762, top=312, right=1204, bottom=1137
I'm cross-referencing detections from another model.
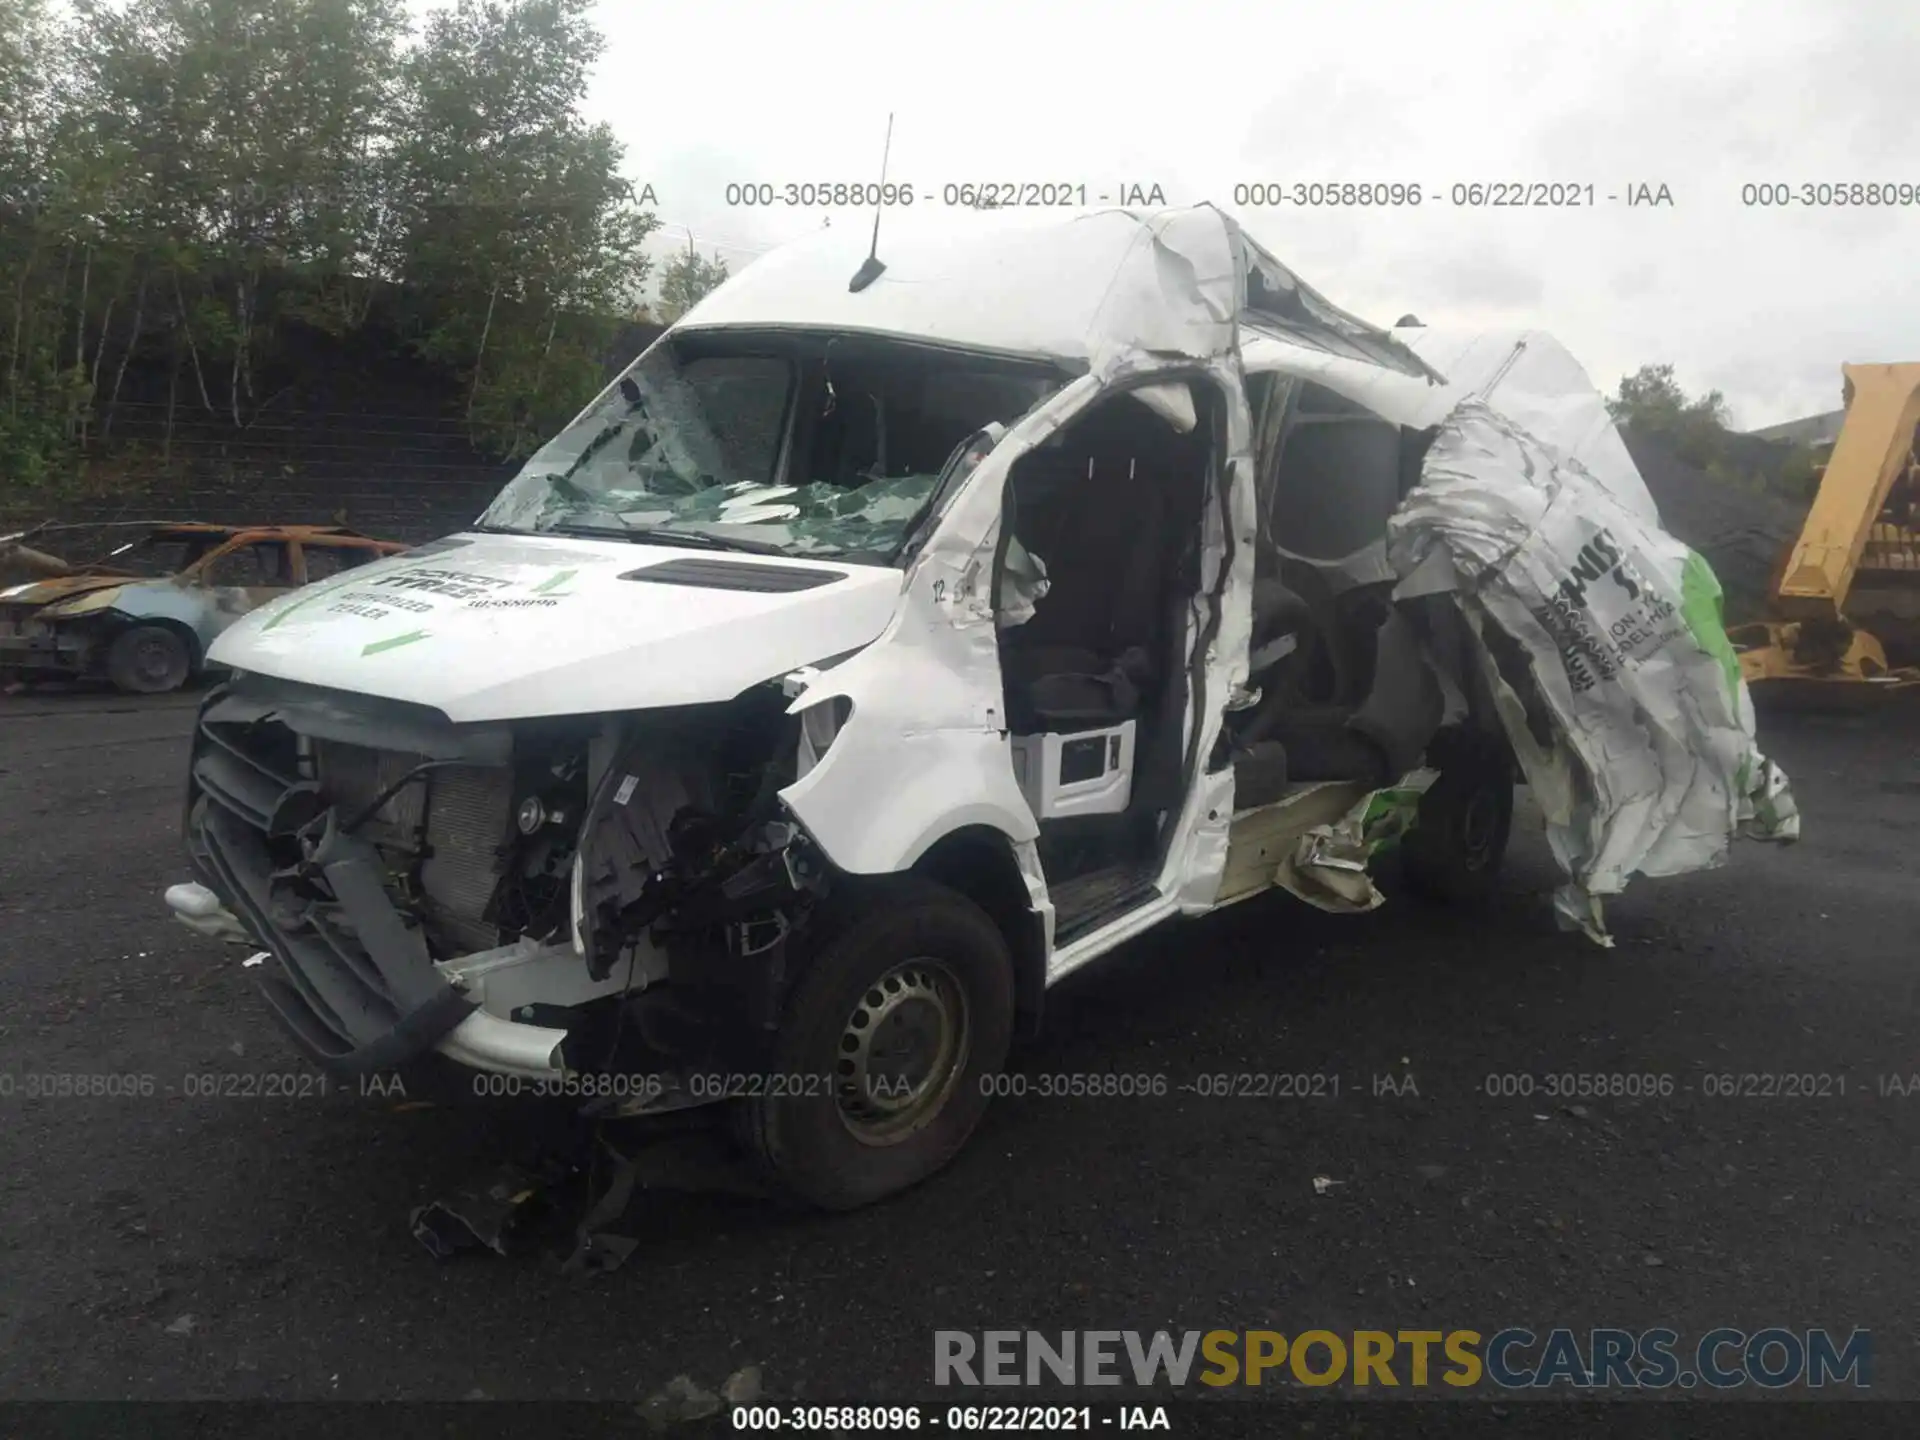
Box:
left=165, top=205, right=1796, bottom=1210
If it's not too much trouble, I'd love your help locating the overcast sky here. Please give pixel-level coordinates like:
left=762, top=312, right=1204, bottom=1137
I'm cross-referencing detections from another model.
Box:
left=571, top=0, right=1917, bottom=430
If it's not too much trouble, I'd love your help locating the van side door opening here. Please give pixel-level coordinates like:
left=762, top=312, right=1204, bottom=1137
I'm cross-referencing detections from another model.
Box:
left=1226, top=378, right=1447, bottom=806
left=993, top=382, right=1218, bottom=940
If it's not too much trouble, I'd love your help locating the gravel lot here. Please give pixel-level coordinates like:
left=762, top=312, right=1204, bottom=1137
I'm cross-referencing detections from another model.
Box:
left=1, top=687, right=1915, bottom=1409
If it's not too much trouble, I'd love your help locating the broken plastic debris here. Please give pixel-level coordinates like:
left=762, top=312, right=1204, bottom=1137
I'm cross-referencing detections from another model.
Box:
left=1311, top=1175, right=1343, bottom=1195
left=410, top=1162, right=555, bottom=1260
left=1274, top=778, right=1434, bottom=913
left=164, top=1314, right=196, bottom=1336
left=640, top=1375, right=722, bottom=1427
left=241, top=951, right=266, bottom=968
left=1741, top=753, right=1801, bottom=842
left=996, top=535, right=1050, bottom=630
left=721, top=1367, right=764, bottom=1405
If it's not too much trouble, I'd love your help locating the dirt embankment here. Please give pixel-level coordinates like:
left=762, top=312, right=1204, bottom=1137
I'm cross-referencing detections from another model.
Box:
left=1620, top=426, right=1807, bottom=622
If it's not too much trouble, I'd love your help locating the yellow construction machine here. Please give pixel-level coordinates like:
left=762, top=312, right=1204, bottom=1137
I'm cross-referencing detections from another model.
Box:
left=1728, top=362, right=1920, bottom=704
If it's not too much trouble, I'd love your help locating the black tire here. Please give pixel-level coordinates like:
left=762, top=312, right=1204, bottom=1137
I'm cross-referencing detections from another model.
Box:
left=104, top=624, right=192, bottom=694
left=742, top=877, right=1015, bottom=1211
left=1401, top=729, right=1514, bottom=907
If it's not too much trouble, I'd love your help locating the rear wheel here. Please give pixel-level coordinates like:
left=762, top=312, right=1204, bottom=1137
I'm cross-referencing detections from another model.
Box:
left=1401, top=729, right=1514, bottom=907
left=105, top=624, right=192, bottom=694
left=742, top=878, right=1015, bottom=1211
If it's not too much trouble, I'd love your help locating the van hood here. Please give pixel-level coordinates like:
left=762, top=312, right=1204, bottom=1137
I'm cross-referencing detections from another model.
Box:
left=210, top=531, right=906, bottom=722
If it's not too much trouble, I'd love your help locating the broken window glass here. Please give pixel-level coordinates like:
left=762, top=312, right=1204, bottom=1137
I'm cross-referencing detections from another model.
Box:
left=480, top=335, right=1058, bottom=563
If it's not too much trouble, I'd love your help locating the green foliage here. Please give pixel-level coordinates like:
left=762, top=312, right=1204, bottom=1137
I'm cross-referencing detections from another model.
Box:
left=1774, top=444, right=1822, bottom=502
left=0, top=0, right=658, bottom=494
left=657, top=249, right=730, bottom=324
left=1608, top=363, right=1816, bottom=505
left=1606, top=363, right=1731, bottom=470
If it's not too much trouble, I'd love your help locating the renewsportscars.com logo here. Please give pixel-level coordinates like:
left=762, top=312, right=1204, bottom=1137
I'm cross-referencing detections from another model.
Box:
left=933, top=1328, right=1871, bottom=1391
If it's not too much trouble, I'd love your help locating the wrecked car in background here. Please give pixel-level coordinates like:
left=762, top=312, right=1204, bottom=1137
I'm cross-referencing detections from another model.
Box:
left=0, top=523, right=409, bottom=693
left=162, top=204, right=1800, bottom=1215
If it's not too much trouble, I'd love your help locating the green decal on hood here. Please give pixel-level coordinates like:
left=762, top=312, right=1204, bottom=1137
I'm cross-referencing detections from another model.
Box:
left=262, top=572, right=372, bottom=631
left=533, top=568, right=578, bottom=595
left=362, top=629, right=429, bottom=656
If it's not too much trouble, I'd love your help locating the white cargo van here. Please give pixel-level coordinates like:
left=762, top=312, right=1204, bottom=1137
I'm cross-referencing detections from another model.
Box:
left=165, top=205, right=1794, bottom=1209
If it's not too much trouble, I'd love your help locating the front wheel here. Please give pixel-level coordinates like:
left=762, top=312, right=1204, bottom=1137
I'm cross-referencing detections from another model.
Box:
left=105, top=623, right=192, bottom=694
left=742, top=878, right=1015, bottom=1211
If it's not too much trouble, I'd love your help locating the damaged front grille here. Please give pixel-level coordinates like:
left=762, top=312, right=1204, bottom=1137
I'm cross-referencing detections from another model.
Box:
left=185, top=678, right=534, bottom=1074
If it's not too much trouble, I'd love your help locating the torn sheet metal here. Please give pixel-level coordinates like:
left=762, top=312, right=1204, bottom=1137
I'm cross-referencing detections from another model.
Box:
left=1240, top=325, right=1658, bottom=524
left=776, top=381, right=1087, bottom=875
left=1169, top=349, right=1259, bottom=915
left=1387, top=401, right=1800, bottom=942
left=676, top=205, right=1413, bottom=387
left=679, top=207, right=1235, bottom=370
left=1274, top=775, right=1436, bottom=913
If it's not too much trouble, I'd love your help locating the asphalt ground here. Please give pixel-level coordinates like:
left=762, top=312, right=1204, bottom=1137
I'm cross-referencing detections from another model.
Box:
left=0, top=684, right=1916, bottom=1423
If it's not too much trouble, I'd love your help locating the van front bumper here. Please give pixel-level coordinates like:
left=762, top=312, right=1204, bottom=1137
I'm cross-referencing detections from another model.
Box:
left=164, top=880, right=572, bottom=1079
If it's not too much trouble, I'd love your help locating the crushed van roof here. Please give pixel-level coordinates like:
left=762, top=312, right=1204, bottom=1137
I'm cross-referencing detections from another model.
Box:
left=676, top=203, right=1436, bottom=379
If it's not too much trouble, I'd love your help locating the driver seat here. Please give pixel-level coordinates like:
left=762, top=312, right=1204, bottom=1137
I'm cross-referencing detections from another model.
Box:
left=1001, top=452, right=1170, bottom=733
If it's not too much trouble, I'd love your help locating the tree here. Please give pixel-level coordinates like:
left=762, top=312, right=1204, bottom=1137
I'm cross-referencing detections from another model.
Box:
left=393, top=0, right=658, bottom=456
left=0, top=0, right=84, bottom=485
left=62, top=0, right=412, bottom=427
left=1608, top=363, right=1821, bottom=502
left=0, top=0, right=665, bottom=503
left=1606, top=363, right=1731, bottom=469
left=656, top=248, right=728, bottom=324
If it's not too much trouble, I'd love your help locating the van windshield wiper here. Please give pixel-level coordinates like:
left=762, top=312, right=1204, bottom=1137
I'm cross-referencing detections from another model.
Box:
left=543, top=521, right=798, bottom=557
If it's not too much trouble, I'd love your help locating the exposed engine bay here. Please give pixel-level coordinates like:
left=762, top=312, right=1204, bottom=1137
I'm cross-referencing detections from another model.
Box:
left=185, top=669, right=832, bottom=1079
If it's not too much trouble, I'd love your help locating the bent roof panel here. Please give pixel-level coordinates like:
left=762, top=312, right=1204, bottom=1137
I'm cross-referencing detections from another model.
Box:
left=675, top=203, right=1432, bottom=378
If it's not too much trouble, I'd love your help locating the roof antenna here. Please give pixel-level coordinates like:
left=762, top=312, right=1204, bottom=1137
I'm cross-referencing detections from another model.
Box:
left=848, top=113, right=894, bottom=293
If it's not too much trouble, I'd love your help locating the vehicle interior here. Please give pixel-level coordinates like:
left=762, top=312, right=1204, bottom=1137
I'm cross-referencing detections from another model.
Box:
left=1223, top=374, right=1450, bottom=806
left=992, top=383, right=1216, bottom=940
left=991, top=372, right=1464, bottom=938
left=788, top=343, right=1058, bottom=496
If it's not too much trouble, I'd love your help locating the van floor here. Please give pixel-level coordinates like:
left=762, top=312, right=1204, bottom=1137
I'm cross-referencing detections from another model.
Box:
left=1049, top=860, right=1160, bottom=946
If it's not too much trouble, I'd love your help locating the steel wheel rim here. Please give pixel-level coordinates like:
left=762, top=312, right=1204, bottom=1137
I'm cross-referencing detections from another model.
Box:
left=835, top=958, right=970, bottom=1146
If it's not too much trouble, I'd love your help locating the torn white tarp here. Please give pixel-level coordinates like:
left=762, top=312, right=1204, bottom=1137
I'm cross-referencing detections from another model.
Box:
left=1388, top=401, right=1800, bottom=943
left=1390, top=327, right=1660, bottom=524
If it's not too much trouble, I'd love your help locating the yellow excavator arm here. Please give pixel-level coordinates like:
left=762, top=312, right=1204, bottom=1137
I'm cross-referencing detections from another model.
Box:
left=1774, top=362, right=1920, bottom=621
left=1728, top=362, right=1920, bottom=702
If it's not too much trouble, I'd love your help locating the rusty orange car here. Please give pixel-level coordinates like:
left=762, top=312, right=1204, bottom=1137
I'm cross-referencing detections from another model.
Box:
left=0, top=522, right=409, bottom=693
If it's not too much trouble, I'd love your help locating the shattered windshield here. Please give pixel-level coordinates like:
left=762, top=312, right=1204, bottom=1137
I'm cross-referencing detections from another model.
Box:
left=479, top=335, right=1060, bottom=562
